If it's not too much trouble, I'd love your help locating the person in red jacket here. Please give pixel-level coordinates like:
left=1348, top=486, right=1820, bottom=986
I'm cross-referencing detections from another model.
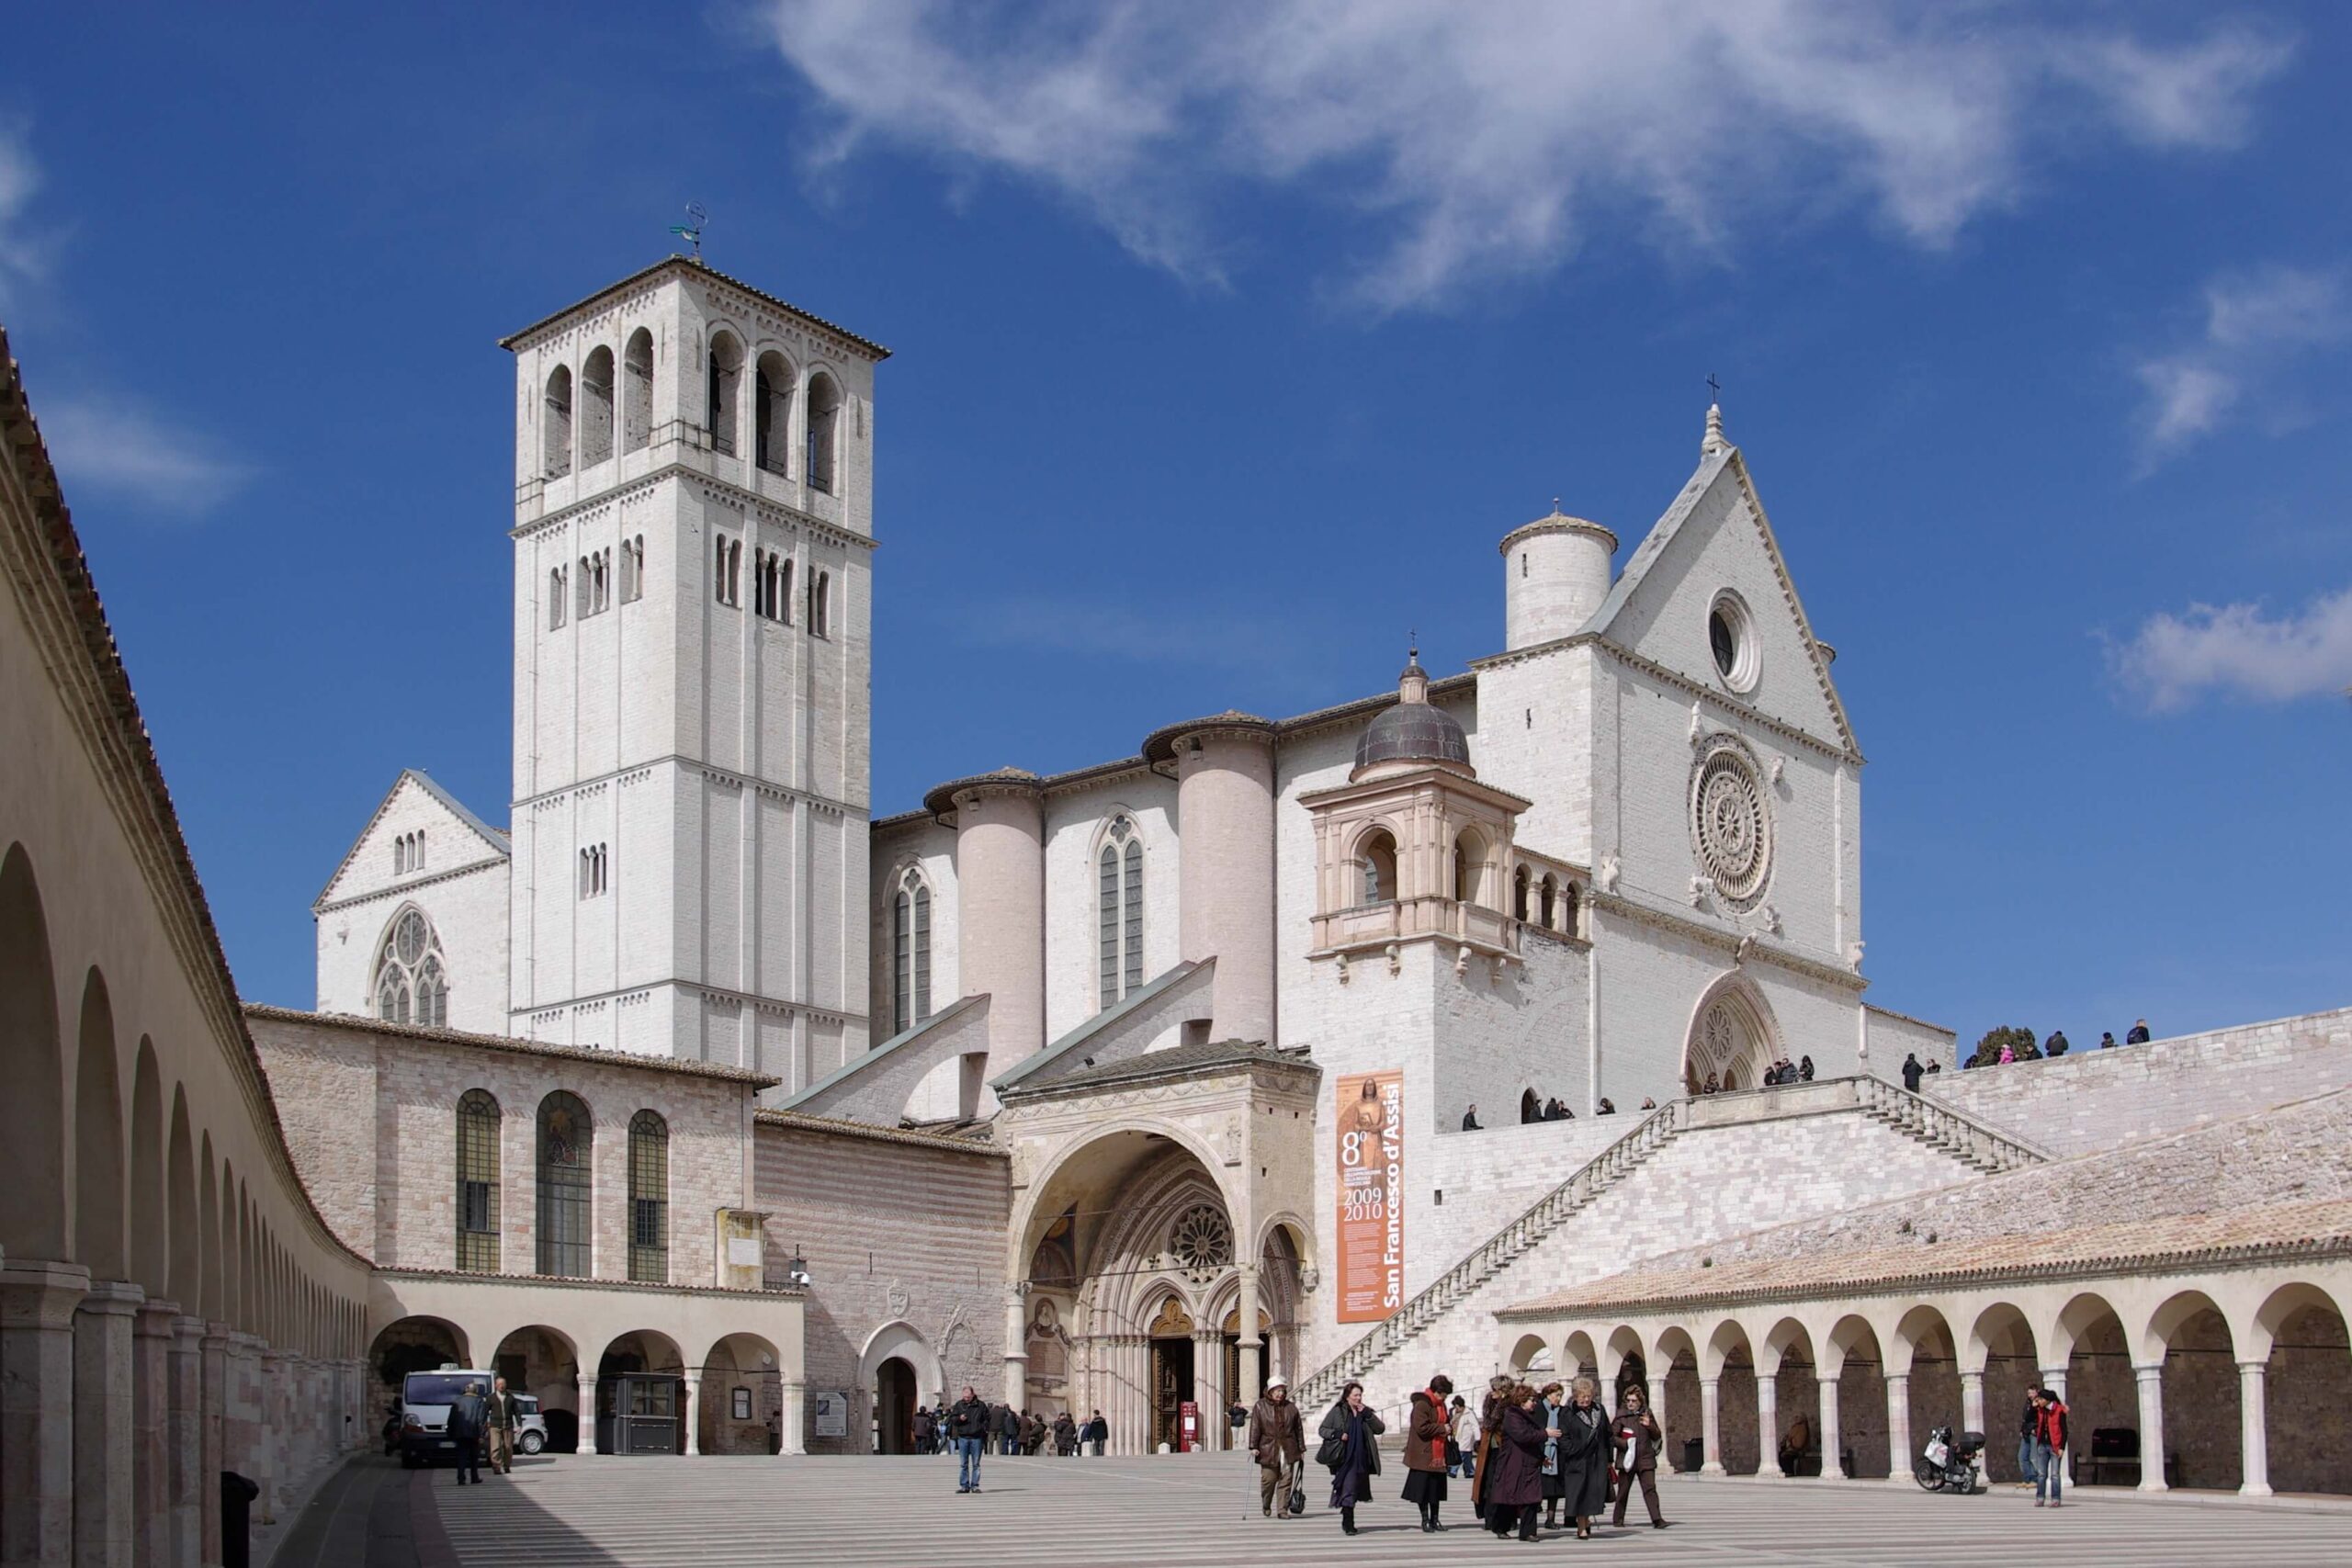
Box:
left=2031, top=1388, right=2069, bottom=1507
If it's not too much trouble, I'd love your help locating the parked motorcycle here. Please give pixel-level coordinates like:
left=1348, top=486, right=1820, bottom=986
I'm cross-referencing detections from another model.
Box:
left=1913, top=1425, right=1985, bottom=1494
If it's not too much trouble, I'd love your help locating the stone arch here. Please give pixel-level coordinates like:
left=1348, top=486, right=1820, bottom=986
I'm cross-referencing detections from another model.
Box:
left=1351, top=822, right=1400, bottom=905
left=1651, top=1324, right=1700, bottom=1461
left=129, top=1035, right=167, bottom=1297
left=1680, top=969, right=1783, bottom=1094
left=0, top=843, right=66, bottom=1258
left=804, top=369, right=843, bottom=492
left=199, top=1139, right=222, bottom=1320
left=859, top=1320, right=944, bottom=1455
left=1825, top=1314, right=1890, bottom=1478
left=1561, top=1328, right=1600, bottom=1383
left=1452, top=825, right=1489, bottom=907
left=166, top=1086, right=198, bottom=1306
left=1507, top=1332, right=1552, bottom=1376
left=370, top=1315, right=470, bottom=1397
left=1601, top=1325, right=1646, bottom=1390
left=2048, top=1289, right=2127, bottom=1366
left=2145, top=1287, right=2242, bottom=1488
left=2253, top=1280, right=2352, bottom=1496
left=1010, top=1120, right=1237, bottom=1280
left=492, top=1324, right=581, bottom=1451
left=701, top=1331, right=784, bottom=1456
left=1893, top=1304, right=1962, bottom=1461
left=1968, top=1300, right=2041, bottom=1481
left=1761, top=1315, right=1818, bottom=1473
left=74, top=967, right=129, bottom=1280
left=1703, top=1319, right=1760, bottom=1473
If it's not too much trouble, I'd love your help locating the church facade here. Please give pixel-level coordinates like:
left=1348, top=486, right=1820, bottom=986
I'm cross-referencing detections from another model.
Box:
left=307, top=255, right=1968, bottom=1444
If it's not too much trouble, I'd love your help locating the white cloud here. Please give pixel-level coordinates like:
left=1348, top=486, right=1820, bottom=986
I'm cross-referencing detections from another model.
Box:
left=2114, top=587, right=2352, bottom=711
left=760, top=0, right=2291, bottom=310
left=2134, top=266, right=2350, bottom=468
left=39, top=397, right=254, bottom=516
left=0, top=124, right=47, bottom=307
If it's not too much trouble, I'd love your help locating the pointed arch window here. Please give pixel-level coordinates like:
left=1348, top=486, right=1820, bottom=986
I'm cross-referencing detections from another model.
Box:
left=1097, top=817, right=1145, bottom=1010
left=1355, top=828, right=1397, bottom=907
left=627, top=1110, right=669, bottom=1283
left=707, top=333, right=742, bottom=457
left=579, top=345, right=615, bottom=468
left=890, top=870, right=933, bottom=1035
left=542, top=364, right=572, bottom=479
left=754, top=351, right=794, bottom=476
left=808, top=570, right=831, bottom=637
left=1513, top=863, right=1531, bottom=922
left=374, top=908, right=447, bottom=1028
left=549, top=565, right=569, bottom=629
left=455, top=1089, right=500, bottom=1272
left=806, top=374, right=841, bottom=493
left=536, top=1092, right=593, bottom=1277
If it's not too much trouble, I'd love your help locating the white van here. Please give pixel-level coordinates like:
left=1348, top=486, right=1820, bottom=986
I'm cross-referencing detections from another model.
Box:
left=399, top=1367, right=497, bottom=1468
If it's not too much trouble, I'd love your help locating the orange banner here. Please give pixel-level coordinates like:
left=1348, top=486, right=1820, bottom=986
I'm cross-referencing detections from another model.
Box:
left=1335, top=1069, right=1404, bottom=1324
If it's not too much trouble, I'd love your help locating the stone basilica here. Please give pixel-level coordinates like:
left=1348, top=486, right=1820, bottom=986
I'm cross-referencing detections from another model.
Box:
left=3, top=257, right=2346, bottom=1566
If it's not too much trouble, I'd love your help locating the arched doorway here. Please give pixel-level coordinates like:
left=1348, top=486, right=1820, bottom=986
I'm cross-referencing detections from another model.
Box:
left=1682, top=976, right=1781, bottom=1095
left=370, top=1316, right=471, bottom=1396
left=699, top=1332, right=783, bottom=1456
left=1148, top=1294, right=1196, bottom=1452
left=494, top=1325, right=581, bottom=1453
left=595, top=1329, right=684, bottom=1455
left=876, top=1358, right=917, bottom=1454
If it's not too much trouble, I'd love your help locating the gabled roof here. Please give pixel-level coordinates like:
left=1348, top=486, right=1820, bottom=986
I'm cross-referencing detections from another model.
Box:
left=1581, top=444, right=1858, bottom=756
left=313, top=768, right=510, bottom=911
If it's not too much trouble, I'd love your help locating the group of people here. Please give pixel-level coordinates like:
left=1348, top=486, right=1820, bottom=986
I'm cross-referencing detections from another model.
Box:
left=1695, top=1055, right=1814, bottom=1095
left=1966, top=1019, right=2153, bottom=1070
left=387, top=1375, right=526, bottom=1486
left=1243, top=1371, right=1670, bottom=1540
left=2016, top=1386, right=2071, bottom=1508
left=926, top=1393, right=1106, bottom=1482
left=1465, top=1096, right=1640, bottom=1131
left=1899, top=1052, right=1948, bottom=1091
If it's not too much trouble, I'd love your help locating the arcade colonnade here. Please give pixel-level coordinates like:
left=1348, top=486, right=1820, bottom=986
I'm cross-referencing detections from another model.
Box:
left=1499, top=1258, right=2352, bottom=1498
left=367, top=1275, right=807, bottom=1458
left=4, top=344, right=374, bottom=1568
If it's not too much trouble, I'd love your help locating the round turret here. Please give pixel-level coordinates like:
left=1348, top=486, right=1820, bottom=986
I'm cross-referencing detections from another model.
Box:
left=1499, top=504, right=1617, bottom=651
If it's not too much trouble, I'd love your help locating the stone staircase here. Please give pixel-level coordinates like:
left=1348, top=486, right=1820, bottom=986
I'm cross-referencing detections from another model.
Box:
left=1291, top=1076, right=2045, bottom=1409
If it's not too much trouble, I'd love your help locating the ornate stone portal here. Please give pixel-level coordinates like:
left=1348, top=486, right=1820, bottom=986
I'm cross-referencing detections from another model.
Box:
left=994, top=1040, right=1318, bottom=1451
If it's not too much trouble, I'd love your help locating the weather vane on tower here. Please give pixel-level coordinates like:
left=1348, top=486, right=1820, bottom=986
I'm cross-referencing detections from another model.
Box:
left=671, top=202, right=708, bottom=263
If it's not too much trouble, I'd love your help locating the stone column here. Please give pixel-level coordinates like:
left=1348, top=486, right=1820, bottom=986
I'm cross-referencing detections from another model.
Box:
left=254, top=1347, right=290, bottom=1522
left=1699, top=1377, right=1723, bottom=1475
left=133, top=1298, right=178, bottom=1568
left=2237, top=1361, right=2271, bottom=1498
left=0, top=1258, right=92, bottom=1566
left=777, top=1378, right=806, bottom=1456
left=1234, top=1267, right=1262, bottom=1411
left=1757, top=1371, right=1778, bottom=1477
left=1818, top=1376, right=1843, bottom=1479
left=76, top=1278, right=145, bottom=1568
left=2132, top=1365, right=2166, bottom=1492
left=1884, top=1373, right=1911, bottom=1487
left=576, top=1373, right=601, bottom=1455
left=199, top=1325, right=229, bottom=1564
left=1193, top=1329, right=1224, bottom=1452
left=167, top=1316, right=203, bottom=1568
left=1959, top=1370, right=1986, bottom=1487
left=1649, top=1373, right=1668, bottom=1454
left=1002, top=1285, right=1030, bottom=1411
left=2038, top=1366, right=2067, bottom=1403
left=681, top=1375, right=701, bottom=1456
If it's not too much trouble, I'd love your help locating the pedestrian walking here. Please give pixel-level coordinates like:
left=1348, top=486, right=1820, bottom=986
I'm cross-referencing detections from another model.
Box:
left=1610, top=1386, right=1668, bottom=1529
left=1469, top=1372, right=1510, bottom=1520
left=1054, top=1411, right=1077, bottom=1456
left=1483, top=1383, right=1545, bottom=1540
left=486, top=1375, right=516, bottom=1474
left=1317, top=1381, right=1385, bottom=1536
left=447, top=1380, right=488, bottom=1485
left=1447, top=1395, right=1475, bottom=1480
left=1247, top=1378, right=1306, bottom=1519
left=1557, top=1379, right=1611, bottom=1540
left=911, top=1404, right=934, bottom=1455
left=998, top=1403, right=1021, bottom=1455
left=947, top=1385, right=989, bottom=1493
left=1538, top=1382, right=1568, bottom=1529
left=1402, top=1373, right=1454, bottom=1532
left=2032, top=1388, right=2069, bottom=1508
left=1086, top=1409, right=1108, bottom=1457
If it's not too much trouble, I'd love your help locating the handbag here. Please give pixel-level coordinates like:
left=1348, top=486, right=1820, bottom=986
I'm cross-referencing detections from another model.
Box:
left=1445, top=1438, right=1464, bottom=1468
left=1314, top=1434, right=1346, bottom=1470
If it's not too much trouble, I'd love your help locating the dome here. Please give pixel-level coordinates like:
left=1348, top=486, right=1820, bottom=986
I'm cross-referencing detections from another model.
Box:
left=1354, top=653, right=1472, bottom=773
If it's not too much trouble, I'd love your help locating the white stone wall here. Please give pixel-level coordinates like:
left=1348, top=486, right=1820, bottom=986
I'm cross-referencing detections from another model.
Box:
left=1473, top=643, right=1597, bottom=868
left=1865, top=1005, right=1956, bottom=1071
left=314, top=776, right=510, bottom=1036
left=1922, top=1006, right=2352, bottom=1156
left=1040, top=777, right=1179, bottom=1043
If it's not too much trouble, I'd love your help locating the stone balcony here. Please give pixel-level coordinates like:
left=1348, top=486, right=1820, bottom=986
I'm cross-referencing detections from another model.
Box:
left=1310, top=894, right=1520, bottom=959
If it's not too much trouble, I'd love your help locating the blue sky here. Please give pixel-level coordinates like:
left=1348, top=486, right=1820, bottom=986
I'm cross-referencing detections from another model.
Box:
left=3, top=2, right=2346, bottom=1049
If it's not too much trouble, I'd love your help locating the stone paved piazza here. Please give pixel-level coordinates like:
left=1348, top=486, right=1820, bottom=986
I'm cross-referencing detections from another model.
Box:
left=390, top=1452, right=2352, bottom=1567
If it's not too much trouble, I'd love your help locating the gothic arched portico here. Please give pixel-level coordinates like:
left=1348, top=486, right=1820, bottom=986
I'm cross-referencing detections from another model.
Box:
left=1682, top=972, right=1785, bottom=1094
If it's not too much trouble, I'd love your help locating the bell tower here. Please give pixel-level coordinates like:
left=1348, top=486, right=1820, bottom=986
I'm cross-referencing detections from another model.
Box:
left=499, top=257, right=889, bottom=1090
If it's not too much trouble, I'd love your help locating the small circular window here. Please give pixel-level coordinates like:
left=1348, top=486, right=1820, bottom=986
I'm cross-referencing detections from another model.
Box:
left=1706, top=592, right=1759, bottom=693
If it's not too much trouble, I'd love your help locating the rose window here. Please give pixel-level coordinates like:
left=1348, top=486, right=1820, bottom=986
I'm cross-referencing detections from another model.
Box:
left=1690, top=743, right=1771, bottom=904
left=1169, top=1204, right=1231, bottom=1282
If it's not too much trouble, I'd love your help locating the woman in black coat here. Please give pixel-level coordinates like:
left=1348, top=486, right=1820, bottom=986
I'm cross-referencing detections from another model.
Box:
left=1318, top=1382, right=1385, bottom=1535
left=1484, top=1383, right=1548, bottom=1540
left=1557, top=1378, right=1611, bottom=1539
